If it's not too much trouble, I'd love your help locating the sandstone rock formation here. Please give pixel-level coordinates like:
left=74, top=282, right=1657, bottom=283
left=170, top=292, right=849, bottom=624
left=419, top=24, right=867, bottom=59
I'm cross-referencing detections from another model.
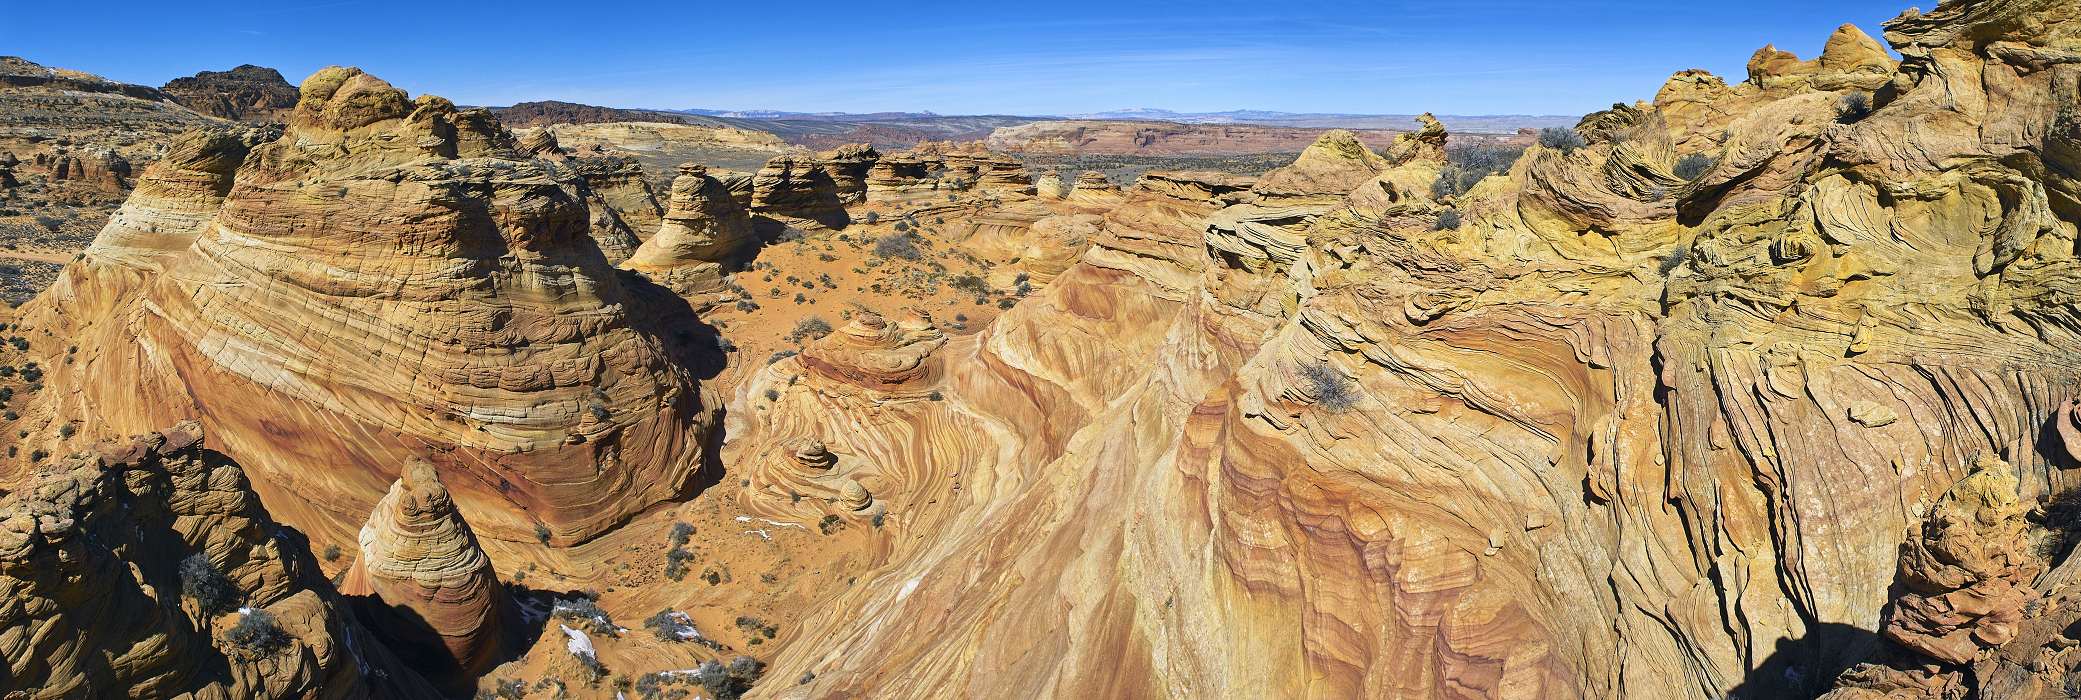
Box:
left=722, top=2, right=2081, bottom=698
left=751, top=153, right=847, bottom=227
left=864, top=152, right=943, bottom=205
left=343, top=459, right=520, bottom=692
left=1067, top=170, right=1125, bottom=208
left=0, top=422, right=439, bottom=698
left=818, top=143, right=880, bottom=204
left=11, top=67, right=721, bottom=555
left=1884, top=455, right=2043, bottom=665
left=161, top=65, right=299, bottom=122
left=623, top=163, right=758, bottom=294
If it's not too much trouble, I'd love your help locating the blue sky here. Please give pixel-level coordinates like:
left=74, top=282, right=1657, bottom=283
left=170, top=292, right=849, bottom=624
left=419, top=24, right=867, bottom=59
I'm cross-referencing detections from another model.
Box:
left=2, top=0, right=1914, bottom=116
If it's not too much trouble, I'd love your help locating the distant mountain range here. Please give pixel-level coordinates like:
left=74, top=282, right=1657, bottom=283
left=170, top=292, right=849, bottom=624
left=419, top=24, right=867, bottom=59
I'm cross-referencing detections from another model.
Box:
left=672, top=107, right=1575, bottom=134
left=1065, top=108, right=1579, bottom=133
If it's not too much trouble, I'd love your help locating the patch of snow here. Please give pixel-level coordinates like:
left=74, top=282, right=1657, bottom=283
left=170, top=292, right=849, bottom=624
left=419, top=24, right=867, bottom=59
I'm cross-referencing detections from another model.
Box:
left=561, top=625, right=595, bottom=657
left=898, top=577, right=920, bottom=600
left=734, top=515, right=753, bottom=522
left=744, top=528, right=771, bottom=540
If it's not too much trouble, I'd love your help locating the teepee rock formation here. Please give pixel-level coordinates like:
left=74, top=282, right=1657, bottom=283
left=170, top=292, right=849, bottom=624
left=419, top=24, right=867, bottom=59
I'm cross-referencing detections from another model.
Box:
left=343, top=458, right=519, bottom=690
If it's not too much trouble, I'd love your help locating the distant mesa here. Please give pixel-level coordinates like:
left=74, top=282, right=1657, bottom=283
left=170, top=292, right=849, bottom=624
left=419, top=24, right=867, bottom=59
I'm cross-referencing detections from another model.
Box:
left=161, top=64, right=298, bottom=122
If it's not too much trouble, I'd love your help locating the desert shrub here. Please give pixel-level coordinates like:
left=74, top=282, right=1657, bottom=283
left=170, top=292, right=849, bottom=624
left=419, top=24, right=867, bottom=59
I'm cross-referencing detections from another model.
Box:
left=1673, top=153, right=1715, bottom=181
left=773, top=228, right=805, bottom=243
left=535, top=523, right=552, bottom=544
left=1431, top=143, right=1526, bottom=199
left=874, top=233, right=922, bottom=260
left=1839, top=92, right=1874, bottom=123
left=684, top=655, right=766, bottom=698
left=180, top=553, right=239, bottom=615
left=670, top=522, right=694, bottom=547
left=787, top=317, right=833, bottom=344
left=490, top=677, right=527, bottom=700
left=644, top=609, right=700, bottom=643
left=321, top=545, right=342, bottom=562
left=818, top=514, right=842, bottom=535
left=735, top=299, right=760, bottom=312
left=552, top=595, right=620, bottom=637
left=1658, top=244, right=1692, bottom=275
left=1433, top=210, right=1462, bottom=231
left=1538, top=127, right=1587, bottom=154
left=948, top=273, right=988, bottom=294
left=766, top=350, right=798, bottom=365
left=664, top=548, right=694, bottom=581
left=2037, top=488, right=2081, bottom=559
left=1299, top=362, right=1358, bottom=413
left=56, top=423, right=73, bottom=438
left=861, top=211, right=879, bottom=225
left=763, top=388, right=780, bottom=401
left=735, top=616, right=778, bottom=641
left=574, top=650, right=607, bottom=681
left=226, top=609, right=291, bottom=656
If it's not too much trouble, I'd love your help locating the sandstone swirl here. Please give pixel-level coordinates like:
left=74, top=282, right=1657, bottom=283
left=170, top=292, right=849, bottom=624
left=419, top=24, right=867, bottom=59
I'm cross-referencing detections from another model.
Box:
left=10, top=67, right=721, bottom=555
left=727, top=3, right=2081, bottom=698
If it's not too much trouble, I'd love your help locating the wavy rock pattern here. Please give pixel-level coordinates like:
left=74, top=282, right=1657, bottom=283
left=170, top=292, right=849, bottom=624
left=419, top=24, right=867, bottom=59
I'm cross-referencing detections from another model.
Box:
left=730, top=2, right=2081, bottom=698
left=14, top=67, right=720, bottom=552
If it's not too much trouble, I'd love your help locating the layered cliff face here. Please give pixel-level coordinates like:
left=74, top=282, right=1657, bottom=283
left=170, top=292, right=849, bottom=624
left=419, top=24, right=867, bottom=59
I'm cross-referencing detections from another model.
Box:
left=343, top=459, right=519, bottom=692
left=9, top=67, right=721, bottom=555
left=0, top=422, right=439, bottom=699
left=719, top=2, right=2081, bottom=698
